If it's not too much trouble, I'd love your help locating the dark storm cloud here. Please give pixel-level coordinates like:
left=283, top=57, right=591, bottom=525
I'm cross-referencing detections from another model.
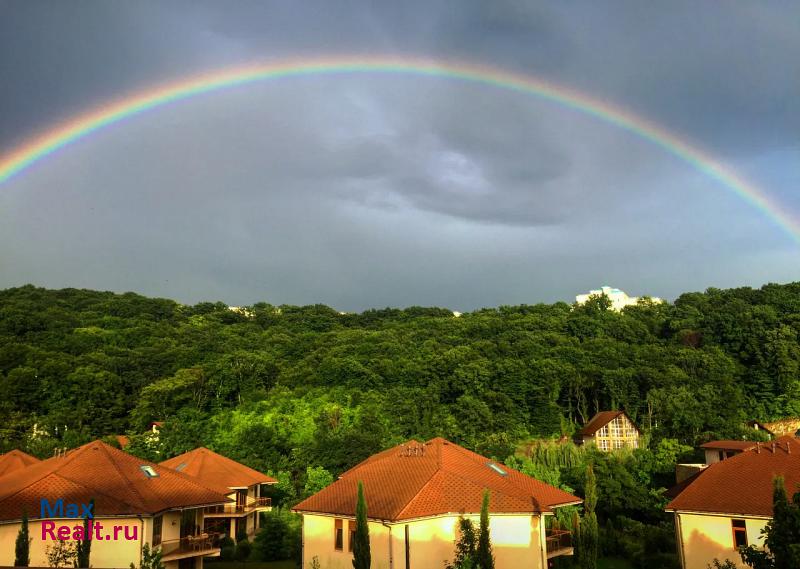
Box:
left=0, top=1, right=798, bottom=309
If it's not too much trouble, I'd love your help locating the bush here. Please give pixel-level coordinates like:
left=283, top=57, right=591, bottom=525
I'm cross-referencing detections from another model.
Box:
left=234, top=539, right=252, bottom=562
left=253, top=507, right=302, bottom=562
left=219, top=536, right=235, bottom=561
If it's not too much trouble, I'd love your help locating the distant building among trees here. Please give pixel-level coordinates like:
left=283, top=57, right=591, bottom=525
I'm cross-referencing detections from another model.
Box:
left=575, top=411, right=640, bottom=451
left=575, top=286, right=662, bottom=311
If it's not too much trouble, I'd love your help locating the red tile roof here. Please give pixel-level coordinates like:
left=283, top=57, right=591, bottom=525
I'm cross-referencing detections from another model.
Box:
left=0, top=450, right=40, bottom=477
left=0, top=441, right=230, bottom=522
left=160, top=447, right=277, bottom=489
left=292, top=438, right=581, bottom=521
left=666, top=437, right=800, bottom=517
left=699, top=440, right=758, bottom=451
left=577, top=411, right=633, bottom=436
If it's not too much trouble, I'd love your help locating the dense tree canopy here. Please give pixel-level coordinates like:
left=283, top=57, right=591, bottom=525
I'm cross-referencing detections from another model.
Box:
left=1, top=282, right=799, bottom=479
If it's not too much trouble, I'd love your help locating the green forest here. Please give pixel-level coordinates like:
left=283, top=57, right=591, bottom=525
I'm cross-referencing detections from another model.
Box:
left=2, top=282, right=799, bottom=567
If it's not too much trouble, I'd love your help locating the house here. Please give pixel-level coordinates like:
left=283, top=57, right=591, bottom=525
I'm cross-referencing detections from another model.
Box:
left=161, top=447, right=276, bottom=540
left=575, top=286, right=662, bottom=312
left=699, top=441, right=758, bottom=465
left=666, top=437, right=800, bottom=569
left=0, top=449, right=40, bottom=477
left=575, top=411, right=640, bottom=451
left=0, top=440, right=232, bottom=569
left=674, top=441, right=758, bottom=485
left=748, top=417, right=800, bottom=439
left=292, top=437, right=582, bottom=569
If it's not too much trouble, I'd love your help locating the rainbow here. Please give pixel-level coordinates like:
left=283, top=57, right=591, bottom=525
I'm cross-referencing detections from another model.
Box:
left=1, top=55, right=797, bottom=243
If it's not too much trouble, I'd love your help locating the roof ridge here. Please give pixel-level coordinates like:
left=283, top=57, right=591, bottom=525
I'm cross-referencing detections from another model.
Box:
left=95, top=442, right=149, bottom=510
left=0, top=456, right=65, bottom=502
left=394, top=451, right=447, bottom=519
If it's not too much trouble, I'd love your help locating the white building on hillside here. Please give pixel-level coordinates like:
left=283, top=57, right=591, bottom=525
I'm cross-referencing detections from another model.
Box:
left=575, top=286, right=662, bottom=312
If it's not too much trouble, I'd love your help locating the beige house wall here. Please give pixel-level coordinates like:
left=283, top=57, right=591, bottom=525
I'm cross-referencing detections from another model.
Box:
left=301, top=512, right=547, bottom=569
left=674, top=512, right=768, bottom=569
left=0, top=516, right=145, bottom=568
left=0, top=509, right=208, bottom=569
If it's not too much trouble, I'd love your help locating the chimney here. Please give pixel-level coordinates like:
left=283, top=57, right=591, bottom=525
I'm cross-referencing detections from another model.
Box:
left=756, top=442, right=761, bottom=453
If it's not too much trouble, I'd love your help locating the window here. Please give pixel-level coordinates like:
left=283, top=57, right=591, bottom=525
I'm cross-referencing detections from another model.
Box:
left=719, top=451, right=725, bottom=462
left=152, top=515, right=163, bottom=546
left=140, top=465, right=159, bottom=478
left=334, top=518, right=344, bottom=551
left=598, top=439, right=609, bottom=451
left=598, top=426, right=608, bottom=437
left=732, top=519, right=748, bottom=548
left=613, top=440, right=624, bottom=450
left=487, top=463, right=507, bottom=476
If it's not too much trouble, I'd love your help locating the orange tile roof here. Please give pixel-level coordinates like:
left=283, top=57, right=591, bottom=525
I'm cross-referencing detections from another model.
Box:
left=292, top=438, right=581, bottom=521
left=0, top=441, right=231, bottom=522
left=160, top=447, right=277, bottom=489
left=577, top=411, right=634, bottom=436
left=667, top=437, right=800, bottom=517
left=0, top=450, right=40, bottom=477
left=699, top=440, right=758, bottom=451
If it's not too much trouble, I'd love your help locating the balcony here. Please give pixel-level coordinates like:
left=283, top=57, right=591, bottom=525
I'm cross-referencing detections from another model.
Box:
left=160, top=532, right=222, bottom=561
left=545, top=528, right=574, bottom=558
left=204, top=496, right=272, bottom=517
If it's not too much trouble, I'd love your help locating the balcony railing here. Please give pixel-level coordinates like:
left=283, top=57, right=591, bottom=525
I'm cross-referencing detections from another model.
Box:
left=160, top=532, right=222, bottom=560
left=545, top=528, right=573, bottom=557
left=204, top=496, right=271, bottom=515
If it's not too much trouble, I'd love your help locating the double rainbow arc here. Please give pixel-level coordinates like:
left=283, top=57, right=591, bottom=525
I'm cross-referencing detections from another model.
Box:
left=1, top=56, right=797, bottom=243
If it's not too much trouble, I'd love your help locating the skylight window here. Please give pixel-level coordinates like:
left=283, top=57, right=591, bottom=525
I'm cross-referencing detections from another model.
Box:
left=175, top=462, right=187, bottom=471
left=487, top=462, right=507, bottom=476
left=140, top=465, right=159, bottom=478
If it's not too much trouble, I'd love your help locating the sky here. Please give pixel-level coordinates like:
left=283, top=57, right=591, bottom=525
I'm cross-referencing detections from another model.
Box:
left=0, top=1, right=798, bottom=312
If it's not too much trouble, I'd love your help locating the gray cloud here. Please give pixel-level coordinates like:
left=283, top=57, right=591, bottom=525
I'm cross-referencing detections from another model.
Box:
left=0, top=1, right=798, bottom=310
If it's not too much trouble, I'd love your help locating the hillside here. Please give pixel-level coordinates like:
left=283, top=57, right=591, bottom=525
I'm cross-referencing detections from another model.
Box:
left=1, top=282, right=799, bottom=476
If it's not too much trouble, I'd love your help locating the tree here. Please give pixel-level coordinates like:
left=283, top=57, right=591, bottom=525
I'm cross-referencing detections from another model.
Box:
left=476, top=490, right=494, bottom=569
left=578, top=465, right=598, bottom=569
left=14, top=510, right=30, bottom=567
left=740, top=476, right=800, bottom=569
left=304, top=465, right=334, bottom=496
left=446, top=516, right=478, bottom=568
left=45, top=540, right=76, bottom=568
left=75, top=498, right=93, bottom=568
left=129, top=543, right=165, bottom=569
left=352, top=481, right=371, bottom=569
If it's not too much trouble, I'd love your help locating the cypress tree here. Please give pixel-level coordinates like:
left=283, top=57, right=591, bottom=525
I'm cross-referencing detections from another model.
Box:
left=352, top=481, right=371, bottom=569
left=14, top=510, right=30, bottom=567
left=571, top=510, right=583, bottom=567
left=579, top=465, right=598, bottom=569
left=476, top=490, right=494, bottom=569
left=76, top=498, right=94, bottom=568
